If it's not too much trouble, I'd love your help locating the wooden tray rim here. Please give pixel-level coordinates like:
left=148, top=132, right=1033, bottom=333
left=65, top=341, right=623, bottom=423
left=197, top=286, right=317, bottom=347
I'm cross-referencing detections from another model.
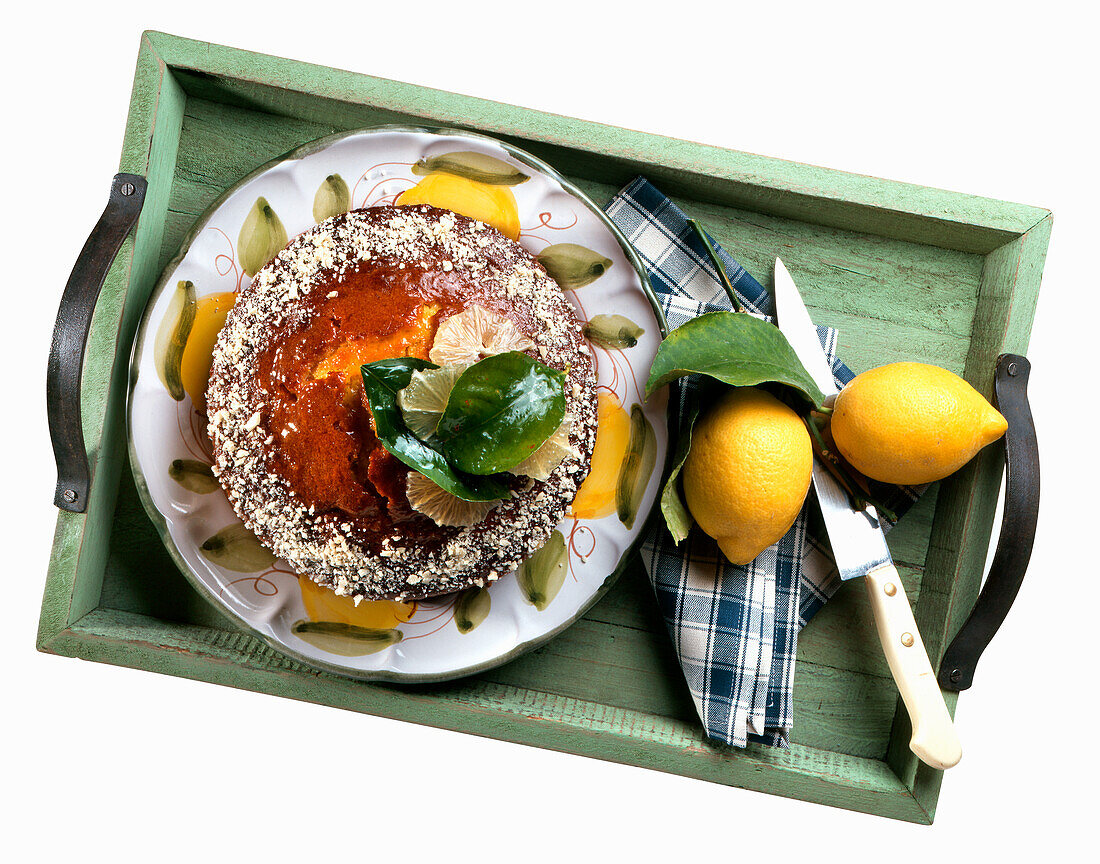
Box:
left=37, top=30, right=1053, bottom=825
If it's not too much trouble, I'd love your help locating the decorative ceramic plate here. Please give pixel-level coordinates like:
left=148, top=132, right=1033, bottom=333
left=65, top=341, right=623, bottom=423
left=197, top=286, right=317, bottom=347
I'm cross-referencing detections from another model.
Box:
left=128, top=126, right=668, bottom=682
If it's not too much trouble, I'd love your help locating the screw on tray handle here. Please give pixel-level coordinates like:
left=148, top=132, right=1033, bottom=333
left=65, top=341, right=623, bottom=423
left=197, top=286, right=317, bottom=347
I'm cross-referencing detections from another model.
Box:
left=47, top=174, right=147, bottom=513
left=938, top=354, right=1039, bottom=691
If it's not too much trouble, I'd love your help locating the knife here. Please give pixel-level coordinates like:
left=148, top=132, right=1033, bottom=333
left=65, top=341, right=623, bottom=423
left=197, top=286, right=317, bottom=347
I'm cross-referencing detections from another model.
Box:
left=772, top=258, right=962, bottom=770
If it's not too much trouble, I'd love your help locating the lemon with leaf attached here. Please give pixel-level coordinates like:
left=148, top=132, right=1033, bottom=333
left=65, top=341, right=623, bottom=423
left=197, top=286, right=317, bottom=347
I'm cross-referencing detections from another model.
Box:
left=682, top=387, right=813, bottom=565
left=830, top=362, right=1008, bottom=485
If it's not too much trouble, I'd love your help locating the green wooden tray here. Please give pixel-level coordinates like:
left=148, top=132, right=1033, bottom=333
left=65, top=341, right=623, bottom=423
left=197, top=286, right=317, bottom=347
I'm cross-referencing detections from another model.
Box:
left=37, top=31, right=1050, bottom=824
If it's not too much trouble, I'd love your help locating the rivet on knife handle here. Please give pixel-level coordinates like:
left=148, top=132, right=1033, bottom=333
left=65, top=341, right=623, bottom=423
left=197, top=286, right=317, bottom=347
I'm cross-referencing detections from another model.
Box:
left=865, top=564, right=963, bottom=770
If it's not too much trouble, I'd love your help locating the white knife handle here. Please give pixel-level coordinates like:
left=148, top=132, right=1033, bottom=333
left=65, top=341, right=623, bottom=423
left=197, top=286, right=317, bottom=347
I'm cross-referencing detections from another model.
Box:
left=864, top=565, right=962, bottom=770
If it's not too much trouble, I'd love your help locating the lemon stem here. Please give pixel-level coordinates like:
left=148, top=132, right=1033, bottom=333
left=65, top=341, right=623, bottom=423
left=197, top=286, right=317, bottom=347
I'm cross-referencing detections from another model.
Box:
left=868, top=497, right=898, bottom=525
left=690, top=219, right=744, bottom=313
left=803, top=415, right=898, bottom=524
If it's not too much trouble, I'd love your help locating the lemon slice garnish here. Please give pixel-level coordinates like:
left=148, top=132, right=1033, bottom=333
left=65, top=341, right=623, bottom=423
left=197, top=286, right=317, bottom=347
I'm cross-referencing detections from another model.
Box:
left=397, top=364, right=466, bottom=440
left=513, top=414, right=576, bottom=481
left=405, top=471, right=501, bottom=528
left=429, top=305, right=535, bottom=367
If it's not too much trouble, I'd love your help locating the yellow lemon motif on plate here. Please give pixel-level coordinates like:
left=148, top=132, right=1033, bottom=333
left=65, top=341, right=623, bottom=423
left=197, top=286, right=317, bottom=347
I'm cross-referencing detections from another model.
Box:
left=299, top=576, right=415, bottom=629
left=397, top=173, right=521, bottom=240
left=180, top=291, right=237, bottom=409
left=569, top=391, right=632, bottom=520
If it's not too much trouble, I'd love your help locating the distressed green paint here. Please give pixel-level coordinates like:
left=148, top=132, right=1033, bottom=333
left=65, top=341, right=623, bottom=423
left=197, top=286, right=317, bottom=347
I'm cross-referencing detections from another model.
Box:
left=37, top=31, right=1051, bottom=825
left=144, top=31, right=1048, bottom=252
left=40, top=34, right=188, bottom=635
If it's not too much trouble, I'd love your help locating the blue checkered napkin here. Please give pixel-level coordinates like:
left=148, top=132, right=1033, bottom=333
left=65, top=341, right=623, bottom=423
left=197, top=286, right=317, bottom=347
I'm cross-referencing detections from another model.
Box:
left=603, top=177, right=916, bottom=747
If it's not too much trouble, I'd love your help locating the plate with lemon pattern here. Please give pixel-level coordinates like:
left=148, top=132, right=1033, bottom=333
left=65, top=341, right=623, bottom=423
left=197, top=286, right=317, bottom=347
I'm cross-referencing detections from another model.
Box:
left=128, top=126, right=668, bottom=681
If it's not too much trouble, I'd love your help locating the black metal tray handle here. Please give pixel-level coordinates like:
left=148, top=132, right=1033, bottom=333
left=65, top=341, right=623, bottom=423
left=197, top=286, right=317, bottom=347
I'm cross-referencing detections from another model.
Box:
left=939, top=354, right=1039, bottom=691
left=48, top=174, right=147, bottom=513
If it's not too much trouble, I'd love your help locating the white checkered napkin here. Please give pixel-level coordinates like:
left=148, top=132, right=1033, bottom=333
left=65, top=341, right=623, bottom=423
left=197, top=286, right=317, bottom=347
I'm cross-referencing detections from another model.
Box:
left=603, top=177, right=901, bottom=747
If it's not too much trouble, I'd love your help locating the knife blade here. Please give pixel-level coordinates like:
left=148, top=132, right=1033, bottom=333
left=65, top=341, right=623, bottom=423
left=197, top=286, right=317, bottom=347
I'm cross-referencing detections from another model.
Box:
left=772, top=258, right=962, bottom=770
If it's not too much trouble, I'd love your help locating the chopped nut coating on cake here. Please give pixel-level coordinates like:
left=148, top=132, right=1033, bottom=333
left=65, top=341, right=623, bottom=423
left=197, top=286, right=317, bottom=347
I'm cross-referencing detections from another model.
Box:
left=207, top=205, right=597, bottom=601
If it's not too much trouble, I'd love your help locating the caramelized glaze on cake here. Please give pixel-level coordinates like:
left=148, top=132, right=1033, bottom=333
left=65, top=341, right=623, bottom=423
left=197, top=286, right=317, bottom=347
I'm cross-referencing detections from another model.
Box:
left=207, top=205, right=597, bottom=601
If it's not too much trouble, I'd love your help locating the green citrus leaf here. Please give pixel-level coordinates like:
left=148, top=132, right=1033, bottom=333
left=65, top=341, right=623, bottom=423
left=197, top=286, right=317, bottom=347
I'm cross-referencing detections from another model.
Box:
left=537, top=243, right=613, bottom=290
left=313, top=173, right=351, bottom=222
left=153, top=280, right=196, bottom=401
left=239, top=196, right=288, bottom=277
left=660, top=397, right=704, bottom=544
left=517, top=530, right=567, bottom=611
left=199, top=523, right=276, bottom=572
left=168, top=458, right=219, bottom=494
left=412, top=151, right=529, bottom=186
left=645, top=311, right=825, bottom=409
left=454, top=587, right=491, bottom=634
left=616, top=404, right=657, bottom=529
left=583, top=314, right=644, bottom=349
left=436, top=352, right=566, bottom=475
left=360, top=358, right=510, bottom=502
left=291, top=620, right=403, bottom=656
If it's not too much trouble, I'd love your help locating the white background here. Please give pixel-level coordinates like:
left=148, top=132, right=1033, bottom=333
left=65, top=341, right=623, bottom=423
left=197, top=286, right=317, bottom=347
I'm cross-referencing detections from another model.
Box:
left=4, top=1, right=1094, bottom=859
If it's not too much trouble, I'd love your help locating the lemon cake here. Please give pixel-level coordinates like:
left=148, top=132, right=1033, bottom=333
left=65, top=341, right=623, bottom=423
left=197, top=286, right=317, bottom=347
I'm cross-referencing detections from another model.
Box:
left=206, top=204, right=597, bottom=601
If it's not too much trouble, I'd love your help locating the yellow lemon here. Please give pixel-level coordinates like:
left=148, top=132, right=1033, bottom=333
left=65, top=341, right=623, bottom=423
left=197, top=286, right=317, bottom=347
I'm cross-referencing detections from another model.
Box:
left=181, top=291, right=237, bottom=409
left=299, top=577, right=415, bottom=629
left=830, top=362, right=1008, bottom=485
left=397, top=173, right=521, bottom=240
left=682, top=388, right=813, bottom=565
